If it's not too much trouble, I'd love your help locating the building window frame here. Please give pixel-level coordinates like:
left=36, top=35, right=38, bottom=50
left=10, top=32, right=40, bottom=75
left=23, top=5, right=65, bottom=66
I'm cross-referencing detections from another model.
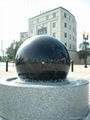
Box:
left=37, top=27, right=47, bottom=35
left=69, top=25, right=71, bottom=30
left=70, top=34, right=71, bottom=39
left=53, top=22, right=56, bottom=28
left=69, top=44, right=71, bottom=49
left=53, top=12, right=56, bottom=18
left=64, top=23, right=67, bottom=28
left=69, top=15, right=71, bottom=20
left=64, top=32, right=67, bottom=38
left=65, top=42, right=67, bottom=47
left=46, top=15, right=49, bottom=20
left=73, top=28, right=74, bottom=32
left=53, top=32, right=56, bottom=37
left=64, top=12, right=67, bottom=18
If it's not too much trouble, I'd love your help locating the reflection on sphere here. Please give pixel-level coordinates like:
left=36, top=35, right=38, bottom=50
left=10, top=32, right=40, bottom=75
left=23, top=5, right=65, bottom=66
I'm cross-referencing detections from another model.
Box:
left=15, top=35, right=70, bottom=82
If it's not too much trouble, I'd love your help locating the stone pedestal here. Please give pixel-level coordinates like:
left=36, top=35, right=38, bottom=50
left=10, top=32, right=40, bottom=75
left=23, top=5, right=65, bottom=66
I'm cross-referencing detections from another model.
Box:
left=0, top=78, right=89, bottom=120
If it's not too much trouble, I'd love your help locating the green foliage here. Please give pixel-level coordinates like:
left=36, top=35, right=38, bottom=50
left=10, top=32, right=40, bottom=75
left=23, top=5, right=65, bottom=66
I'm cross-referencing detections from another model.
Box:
left=0, top=56, right=3, bottom=62
left=78, top=41, right=90, bottom=59
left=79, top=41, right=90, bottom=50
left=6, top=40, right=24, bottom=62
left=78, top=50, right=90, bottom=59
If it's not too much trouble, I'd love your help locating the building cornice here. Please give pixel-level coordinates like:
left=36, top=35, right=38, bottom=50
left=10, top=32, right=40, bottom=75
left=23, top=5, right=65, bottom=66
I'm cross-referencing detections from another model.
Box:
left=28, top=7, right=76, bottom=21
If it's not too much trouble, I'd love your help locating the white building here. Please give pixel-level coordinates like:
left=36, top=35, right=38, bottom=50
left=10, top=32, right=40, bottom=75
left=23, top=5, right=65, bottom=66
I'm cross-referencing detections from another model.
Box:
left=28, top=7, right=77, bottom=51
left=20, top=32, right=28, bottom=41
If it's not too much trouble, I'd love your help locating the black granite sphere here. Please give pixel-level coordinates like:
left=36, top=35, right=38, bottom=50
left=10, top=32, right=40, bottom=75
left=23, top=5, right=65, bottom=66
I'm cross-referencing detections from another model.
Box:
left=15, top=35, right=70, bottom=82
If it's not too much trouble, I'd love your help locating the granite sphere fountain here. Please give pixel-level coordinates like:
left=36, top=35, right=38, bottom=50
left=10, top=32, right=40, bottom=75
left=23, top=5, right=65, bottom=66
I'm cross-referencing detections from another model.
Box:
left=0, top=35, right=89, bottom=120
left=15, top=35, right=70, bottom=81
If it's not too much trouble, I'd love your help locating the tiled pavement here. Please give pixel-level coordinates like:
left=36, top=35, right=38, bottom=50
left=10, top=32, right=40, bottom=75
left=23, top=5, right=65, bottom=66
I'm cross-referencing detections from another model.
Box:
left=0, top=62, right=90, bottom=119
left=0, top=62, right=17, bottom=79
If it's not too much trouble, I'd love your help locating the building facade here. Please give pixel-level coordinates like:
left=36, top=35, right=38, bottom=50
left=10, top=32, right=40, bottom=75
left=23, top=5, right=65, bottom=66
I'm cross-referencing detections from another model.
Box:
left=28, top=7, right=77, bottom=51
left=20, top=32, right=28, bottom=41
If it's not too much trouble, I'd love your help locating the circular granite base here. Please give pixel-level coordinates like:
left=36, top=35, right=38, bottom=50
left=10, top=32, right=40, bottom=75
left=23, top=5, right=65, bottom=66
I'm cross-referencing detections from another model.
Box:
left=0, top=78, right=89, bottom=120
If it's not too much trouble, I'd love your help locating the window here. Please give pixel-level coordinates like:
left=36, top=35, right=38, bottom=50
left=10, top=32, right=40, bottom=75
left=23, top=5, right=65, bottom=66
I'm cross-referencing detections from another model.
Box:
left=69, top=44, right=71, bottom=49
left=70, top=34, right=71, bottom=39
left=69, top=15, right=71, bottom=20
left=53, top=22, right=56, bottom=28
left=53, top=13, right=56, bottom=18
left=37, top=27, right=47, bottom=35
left=64, top=13, right=67, bottom=18
left=64, top=23, right=67, bottom=28
left=65, top=42, right=67, bottom=47
left=64, top=33, right=67, bottom=38
left=46, top=15, right=49, bottom=20
left=72, top=19, right=74, bottom=23
left=53, top=32, right=56, bottom=37
left=73, top=28, right=74, bottom=32
left=69, top=25, right=71, bottom=30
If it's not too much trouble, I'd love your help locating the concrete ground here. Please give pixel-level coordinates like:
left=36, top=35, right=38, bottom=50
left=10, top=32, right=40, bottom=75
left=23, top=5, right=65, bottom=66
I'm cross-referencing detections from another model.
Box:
left=0, top=62, right=17, bottom=79
left=0, top=62, right=90, bottom=120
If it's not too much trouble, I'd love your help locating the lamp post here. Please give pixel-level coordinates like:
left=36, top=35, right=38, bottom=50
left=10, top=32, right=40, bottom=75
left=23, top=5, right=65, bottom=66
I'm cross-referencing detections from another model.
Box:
left=83, top=32, right=89, bottom=68
left=13, top=42, right=16, bottom=66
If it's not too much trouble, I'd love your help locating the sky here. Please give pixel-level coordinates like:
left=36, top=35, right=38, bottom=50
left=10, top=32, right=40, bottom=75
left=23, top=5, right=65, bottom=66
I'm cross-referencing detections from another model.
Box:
left=0, top=0, right=90, bottom=55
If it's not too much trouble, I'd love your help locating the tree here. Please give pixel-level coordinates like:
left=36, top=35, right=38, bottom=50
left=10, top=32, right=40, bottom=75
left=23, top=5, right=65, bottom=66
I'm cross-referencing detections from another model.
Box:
left=0, top=56, right=3, bottom=62
left=6, top=40, right=24, bottom=62
left=78, top=41, right=90, bottom=67
left=79, top=41, right=90, bottom=50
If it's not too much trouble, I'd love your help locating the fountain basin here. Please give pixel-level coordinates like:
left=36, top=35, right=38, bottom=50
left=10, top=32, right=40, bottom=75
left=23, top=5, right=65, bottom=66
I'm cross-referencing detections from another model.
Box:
left=0, top=78, right=89, bottom=120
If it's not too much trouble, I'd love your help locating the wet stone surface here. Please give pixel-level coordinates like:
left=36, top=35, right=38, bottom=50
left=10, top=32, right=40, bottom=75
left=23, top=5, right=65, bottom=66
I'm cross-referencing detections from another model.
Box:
left=15, top=35, right=70, bottom=82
